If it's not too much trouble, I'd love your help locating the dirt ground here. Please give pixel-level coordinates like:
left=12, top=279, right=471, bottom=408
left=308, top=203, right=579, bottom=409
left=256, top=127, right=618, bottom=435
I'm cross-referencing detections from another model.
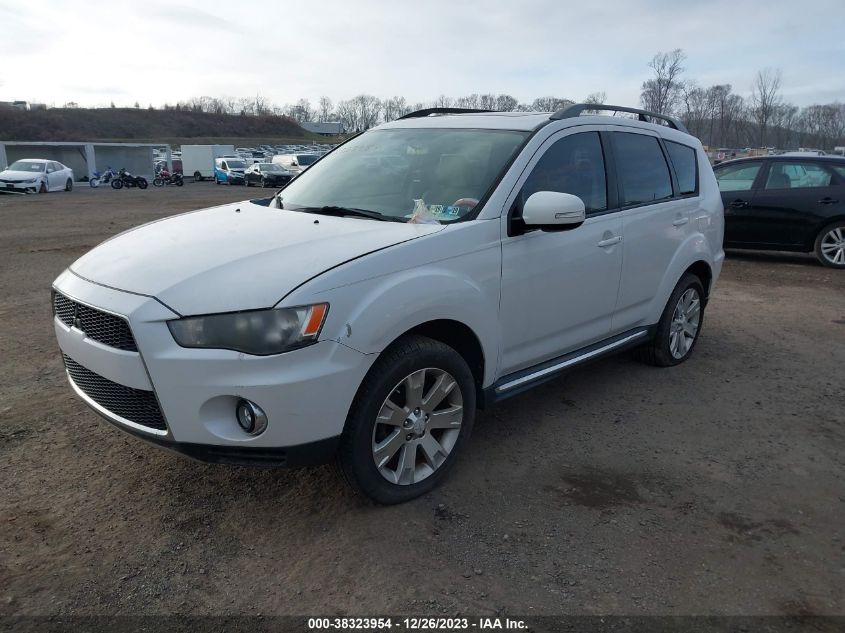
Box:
left=1, top=185, right=843, bottom=618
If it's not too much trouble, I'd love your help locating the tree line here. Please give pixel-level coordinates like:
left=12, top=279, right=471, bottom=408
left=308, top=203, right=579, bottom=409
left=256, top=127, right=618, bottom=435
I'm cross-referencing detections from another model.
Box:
left=61, top=49, right=843, bottom=150
left=640, top=49, right=844, bottom=150
left=152, top=91, right=608, bottom=136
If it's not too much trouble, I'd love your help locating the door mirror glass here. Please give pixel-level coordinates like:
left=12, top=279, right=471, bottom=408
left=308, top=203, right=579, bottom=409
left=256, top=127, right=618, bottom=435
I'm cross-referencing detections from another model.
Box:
left=523, top=191, right=586, bottom=230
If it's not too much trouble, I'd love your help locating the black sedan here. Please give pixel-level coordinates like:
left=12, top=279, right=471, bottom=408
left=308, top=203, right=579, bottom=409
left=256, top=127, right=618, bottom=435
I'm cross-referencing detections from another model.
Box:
left=713, top=155, right=845, bottom=268
left=244, top=163, right=294, bottom=188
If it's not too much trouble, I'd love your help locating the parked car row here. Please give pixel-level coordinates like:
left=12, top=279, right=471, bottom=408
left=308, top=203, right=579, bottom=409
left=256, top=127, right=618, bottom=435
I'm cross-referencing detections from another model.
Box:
left=213, top=154, right=319, bottom=185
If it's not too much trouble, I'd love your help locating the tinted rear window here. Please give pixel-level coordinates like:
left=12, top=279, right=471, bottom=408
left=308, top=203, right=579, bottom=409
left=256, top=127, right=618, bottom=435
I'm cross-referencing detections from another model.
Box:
left=612, top=133, right=673, bottom=206
left=665, top=141, right=698, bottom=195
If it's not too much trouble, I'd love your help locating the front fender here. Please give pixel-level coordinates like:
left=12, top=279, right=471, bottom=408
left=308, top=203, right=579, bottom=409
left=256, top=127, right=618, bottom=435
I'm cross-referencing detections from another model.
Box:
left=330, top=268, right=500, bottom=386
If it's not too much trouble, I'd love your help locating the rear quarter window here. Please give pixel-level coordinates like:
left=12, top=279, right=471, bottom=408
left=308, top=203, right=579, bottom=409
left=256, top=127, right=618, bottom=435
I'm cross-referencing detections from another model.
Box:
left=665, top=141, right=698, bottom=195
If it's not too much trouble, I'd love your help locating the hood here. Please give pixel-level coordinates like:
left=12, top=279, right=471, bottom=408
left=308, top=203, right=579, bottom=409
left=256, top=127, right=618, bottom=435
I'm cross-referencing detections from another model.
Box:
left=0, top=170, right=44, bottom=180
left=70, top=201, right=444, bottom=315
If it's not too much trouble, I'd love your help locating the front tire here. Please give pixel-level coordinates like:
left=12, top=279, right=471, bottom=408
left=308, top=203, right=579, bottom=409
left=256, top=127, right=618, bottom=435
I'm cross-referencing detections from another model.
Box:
left=637, top=273, right=705, bottom=367
left=65, top=179, right=73, bottom=192
left=814, top=222, right=845, bottom=268
left=111, top=179, right=123, bottom=189
left=39, top=181, right=48, bottom=194
left=194, top=171, right=203, bottom=182
left=153, top=177, right=164, bottom=187
left=338, top=335, right=476, bottom=504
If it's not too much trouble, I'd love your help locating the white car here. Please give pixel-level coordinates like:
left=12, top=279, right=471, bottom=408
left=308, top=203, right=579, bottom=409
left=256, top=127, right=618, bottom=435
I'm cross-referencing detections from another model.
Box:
left=271, top=153, right=319, bottom=175
left=1, top=159, right=74, bottom=193
left=53, top=104, right=724, bottom=503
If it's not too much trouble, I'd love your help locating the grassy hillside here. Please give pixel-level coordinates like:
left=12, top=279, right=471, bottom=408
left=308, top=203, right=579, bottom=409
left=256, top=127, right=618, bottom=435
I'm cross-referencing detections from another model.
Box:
left=0, top=107, right=315, bottom=143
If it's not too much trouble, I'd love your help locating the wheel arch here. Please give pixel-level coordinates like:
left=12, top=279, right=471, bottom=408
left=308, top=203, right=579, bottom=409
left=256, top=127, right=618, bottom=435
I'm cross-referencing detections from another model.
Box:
left=391, top=319, right=486, bottom=408
left=646, top=233, right=716, bottom=324
left=684, top=260, right=713, bottom=301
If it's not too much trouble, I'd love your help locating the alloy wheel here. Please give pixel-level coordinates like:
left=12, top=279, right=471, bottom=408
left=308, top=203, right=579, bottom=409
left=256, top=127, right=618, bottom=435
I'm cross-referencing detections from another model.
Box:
left=669, top=287, right=701, bottom=359
left=820, top=227, right=845, bottom=266
left=371, top=367, right=463, bottom=485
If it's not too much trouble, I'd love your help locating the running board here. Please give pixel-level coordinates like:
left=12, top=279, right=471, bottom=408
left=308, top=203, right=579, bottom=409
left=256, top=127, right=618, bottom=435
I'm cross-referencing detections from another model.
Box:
left=488, top=328, right=650, bottom=403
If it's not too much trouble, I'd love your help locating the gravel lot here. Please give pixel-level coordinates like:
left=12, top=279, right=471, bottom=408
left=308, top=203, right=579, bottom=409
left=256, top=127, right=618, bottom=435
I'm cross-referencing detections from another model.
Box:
left=1, top=185, right=843, bottom=618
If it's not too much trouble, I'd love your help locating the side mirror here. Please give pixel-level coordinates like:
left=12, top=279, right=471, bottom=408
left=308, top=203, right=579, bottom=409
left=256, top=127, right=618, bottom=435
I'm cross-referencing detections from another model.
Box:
left=522, top=191, right=586, bottom=231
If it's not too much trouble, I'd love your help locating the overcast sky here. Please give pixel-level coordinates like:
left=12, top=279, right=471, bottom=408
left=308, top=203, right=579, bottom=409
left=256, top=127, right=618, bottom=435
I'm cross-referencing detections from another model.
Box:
left=1, top=0, right=843, bottom=109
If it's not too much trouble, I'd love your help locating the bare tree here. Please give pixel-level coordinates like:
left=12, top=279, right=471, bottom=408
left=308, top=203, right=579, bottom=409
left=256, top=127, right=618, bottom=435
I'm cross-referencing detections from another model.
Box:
left=583, top=91, right=606, bottom=105
left=317, top=96, right=333, bottom=122
left=750, top=68, right=782, bottom=147
left=529, top=96, right=572, bottom=112
left=640, top=49, right=686, bottom=115
left=382, top=96, right=410, bottom=122
left=286, top=98, right=314, bottom=123
left=455, top=94, right=480, bottom=109
left=478, top=94, right=498, bottom=110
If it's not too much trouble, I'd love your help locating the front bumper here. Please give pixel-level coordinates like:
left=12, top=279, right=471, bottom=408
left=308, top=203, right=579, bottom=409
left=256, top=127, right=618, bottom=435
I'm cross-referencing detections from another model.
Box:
left=52, top=269, right=374, bottom=466
left=1, top=180, right=39, bottom=193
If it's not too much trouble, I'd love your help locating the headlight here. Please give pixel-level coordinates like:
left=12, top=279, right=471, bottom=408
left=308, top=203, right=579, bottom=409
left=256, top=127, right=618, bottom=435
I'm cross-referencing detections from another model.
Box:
left=25, top=178, right=37, bottom=183
left=167, top=303, right=328, bottom=355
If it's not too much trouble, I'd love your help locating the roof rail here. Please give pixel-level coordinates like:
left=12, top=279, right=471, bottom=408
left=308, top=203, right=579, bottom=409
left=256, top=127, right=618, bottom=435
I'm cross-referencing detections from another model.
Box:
left=550, top=103, right=689, bottom=134
left=398, top=107, right=494, bottom=120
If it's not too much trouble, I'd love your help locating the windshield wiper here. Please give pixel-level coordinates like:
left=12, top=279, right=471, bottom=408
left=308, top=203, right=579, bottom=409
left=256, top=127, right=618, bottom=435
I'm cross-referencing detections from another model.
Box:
left=298, top=205, right=401, bottom=222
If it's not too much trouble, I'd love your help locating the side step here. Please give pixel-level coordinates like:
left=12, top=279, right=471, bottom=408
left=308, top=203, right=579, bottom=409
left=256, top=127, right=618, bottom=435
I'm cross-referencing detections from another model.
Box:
left=487, top=328, right=650, bottom=403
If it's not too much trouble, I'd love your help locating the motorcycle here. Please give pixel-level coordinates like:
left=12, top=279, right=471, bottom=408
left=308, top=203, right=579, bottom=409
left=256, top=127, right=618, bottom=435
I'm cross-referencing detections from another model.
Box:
left=89, top=167, right=116, bottom=188
left=152, top=168, right=184, bottom=187
left=111, top=168, right=148, bottom=190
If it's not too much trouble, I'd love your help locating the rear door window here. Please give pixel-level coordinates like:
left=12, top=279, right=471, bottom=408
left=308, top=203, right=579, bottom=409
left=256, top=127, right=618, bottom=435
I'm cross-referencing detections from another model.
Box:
left=665, top=141, right=698, bottom=195
left=765, top=162, right=833, bottom=189
left=611, top=132, right=673, bottom=206
left=715, top=162, right=762, bottom=192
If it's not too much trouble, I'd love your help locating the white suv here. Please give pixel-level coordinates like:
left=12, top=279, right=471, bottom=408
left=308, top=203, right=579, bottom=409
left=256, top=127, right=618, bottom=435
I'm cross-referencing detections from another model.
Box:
left=52, top=104, right=724, bottom=503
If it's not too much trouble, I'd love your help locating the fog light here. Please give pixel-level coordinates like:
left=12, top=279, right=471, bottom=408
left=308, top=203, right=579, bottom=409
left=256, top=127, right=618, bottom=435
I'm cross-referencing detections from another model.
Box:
left=235, top=399, right=267, bottom=435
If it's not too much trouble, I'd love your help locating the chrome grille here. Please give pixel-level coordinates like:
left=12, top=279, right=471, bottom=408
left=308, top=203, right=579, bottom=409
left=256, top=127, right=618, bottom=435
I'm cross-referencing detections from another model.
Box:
left=63, top=354, right=167, bottom=431
left=53, top=292, right=138, bottom=352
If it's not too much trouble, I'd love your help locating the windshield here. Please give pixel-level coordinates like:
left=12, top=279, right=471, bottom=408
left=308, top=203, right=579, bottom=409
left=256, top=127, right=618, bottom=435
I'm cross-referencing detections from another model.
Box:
left=8, top=160, right=46, bottom=173
left=296, top=154, right=318, bottom=166
left=259, top=163, right=283, bottom=172
left=279, top=128, right=528, bottom=222
left=226, top=160, right=246, bottom=170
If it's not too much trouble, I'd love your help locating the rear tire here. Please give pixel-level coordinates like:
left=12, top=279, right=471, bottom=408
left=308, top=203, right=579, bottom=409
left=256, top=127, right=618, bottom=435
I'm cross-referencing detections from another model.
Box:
left=65, top=179, right=73, bottom=192
left=137, top=178, right=148, bottom=190
left=637, top=273, right=705, bottom=367
left=814, top=221, right=845, bottom=268
left=337, top=335, right=476, bottom=504
left=194, top=171, right=203, bottom=182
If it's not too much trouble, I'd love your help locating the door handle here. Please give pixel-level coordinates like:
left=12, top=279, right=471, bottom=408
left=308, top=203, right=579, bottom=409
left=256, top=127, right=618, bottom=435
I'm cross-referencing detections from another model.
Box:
left=597, top=236, right=622, bottom=248
left=818, top=197, right=839, bottom=205
left=729, top=200, right=749, bottom=209
left=672, top=217, right=689, bottom=227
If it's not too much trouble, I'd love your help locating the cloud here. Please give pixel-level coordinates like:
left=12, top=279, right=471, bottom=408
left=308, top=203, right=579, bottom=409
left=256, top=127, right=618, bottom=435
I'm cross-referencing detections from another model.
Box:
left=0, top=0, right=842, bottom=108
